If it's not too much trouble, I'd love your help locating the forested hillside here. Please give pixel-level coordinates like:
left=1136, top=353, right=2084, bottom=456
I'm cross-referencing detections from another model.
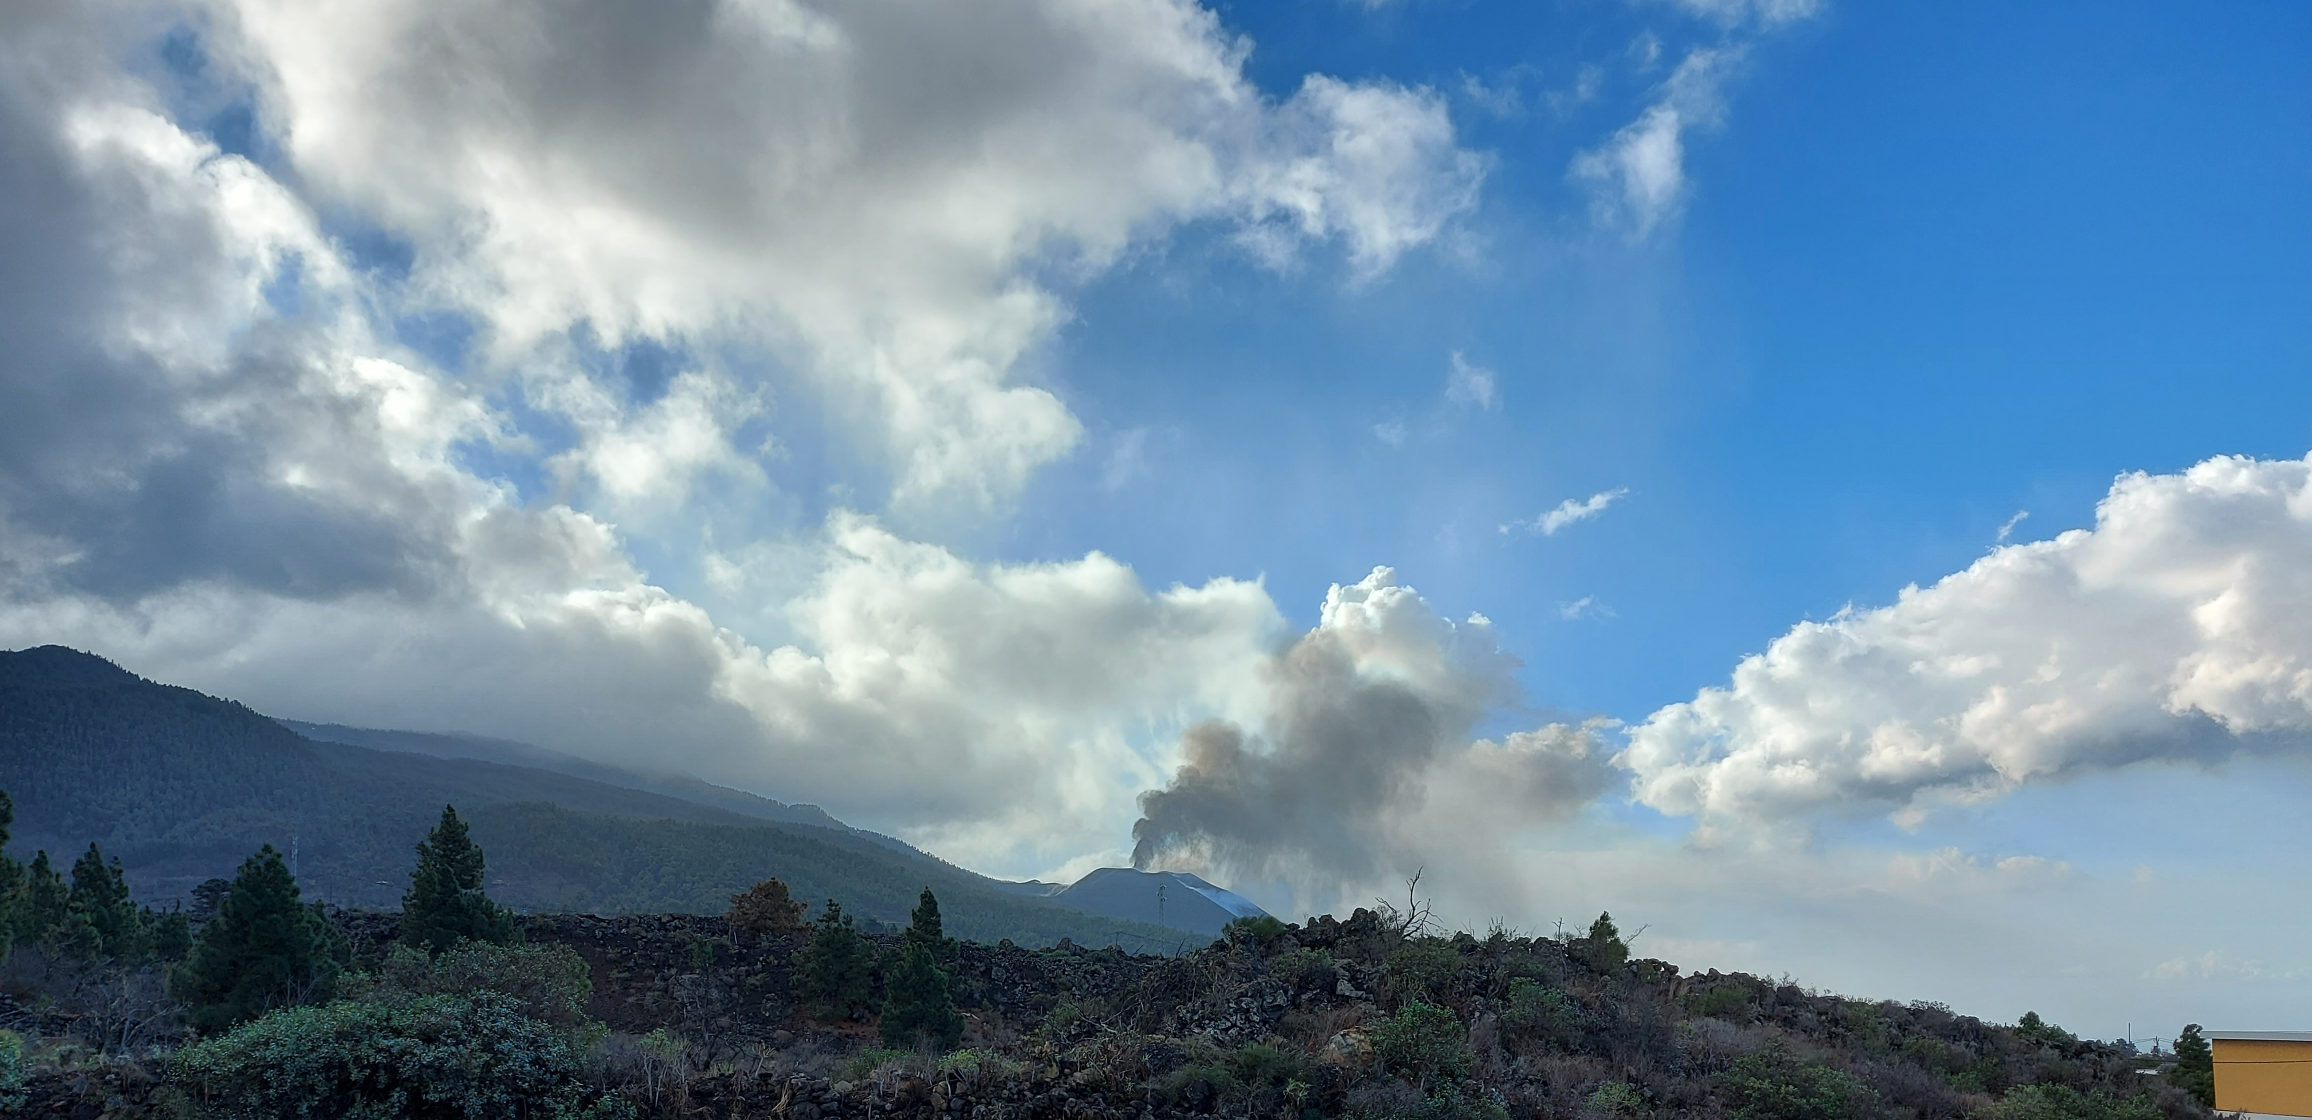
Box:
left=0, top=646, right=1175, bottom=947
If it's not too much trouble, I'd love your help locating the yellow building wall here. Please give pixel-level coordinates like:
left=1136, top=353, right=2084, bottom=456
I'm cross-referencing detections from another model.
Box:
left=2215, top=1039, right=2312, bottom=1117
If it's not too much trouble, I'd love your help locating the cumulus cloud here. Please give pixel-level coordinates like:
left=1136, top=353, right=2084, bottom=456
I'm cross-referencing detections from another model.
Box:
left=207, top=0, right=1486, bottom=507
left=0, top=0, right=1486, bottom=874
left=1131, top=568, right=1614, bottom=910
left=1621, top=453, right=2312, bottom=837
left=1504, top=487, right=1629, bottom=536
left=1572, top=47, right=1742, bottom=237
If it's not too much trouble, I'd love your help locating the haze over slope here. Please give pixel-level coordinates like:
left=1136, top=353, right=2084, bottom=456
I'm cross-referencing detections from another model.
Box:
left=0, top=646, right=1183, bottom=949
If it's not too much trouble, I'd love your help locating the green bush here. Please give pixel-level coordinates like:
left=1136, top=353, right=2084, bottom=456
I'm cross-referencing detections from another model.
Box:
left=1155, top=1060, right=1240, bottom=1108
left=1374, top=1002, right=1470, bottom=1092
left=1385, top=941, right=1461, bottom=1003
left=2014, top=1012, right=2077, bottom=1048
left=1226, top=915, right=1289, bottom=946
left=1269, top=946, right=1336, bottom=989
left=1501, top=978, right=1580, bottom=1047
left=0, top=1030, right=25, bottom=1111
left=1687, top=984, right=1752, bottom=1018
left=170, top=991, right=631, bottom=1120
left=347, top=942, right=596, bottom=1030
left=1975, top=1084, right=2162, bottom=1120
left=1585, top=1081, right=1645, bottom=1118
left=937, top=1049, right=1026, bottom=1080
left=840, top=1047, right=916, bottom=1081
left=1719, top=1042, right=1877, bottom=1120
left=1229, top=1042, right=1311, bottom=1092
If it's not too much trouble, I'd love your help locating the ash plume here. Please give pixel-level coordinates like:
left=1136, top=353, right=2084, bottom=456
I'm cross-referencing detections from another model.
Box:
left=1130, top=568, right=1613, bottom=906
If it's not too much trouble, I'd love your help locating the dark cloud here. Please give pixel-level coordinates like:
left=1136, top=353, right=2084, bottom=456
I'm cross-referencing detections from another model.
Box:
left=0, top=16, right=457, bottom=603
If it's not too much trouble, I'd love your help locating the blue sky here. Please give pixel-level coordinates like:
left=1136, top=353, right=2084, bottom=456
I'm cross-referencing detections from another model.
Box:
left=3, top=0, right=2309, bottom=1038
left=1012, top=0, right=2312, bottom=721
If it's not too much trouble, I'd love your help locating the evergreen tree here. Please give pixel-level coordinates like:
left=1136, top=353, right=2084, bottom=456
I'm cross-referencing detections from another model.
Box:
left=67, top=843, right=151, bottom=962
left=795, top=899, right=877, bottom=1020
left=400, top=805, right=515, bottom=955
left=727, top=877, right=809, bottom=934
left=150, top=906, right=193, bottom=962
left=880, top=888, right=962, bottom=1050
left=900, top=887, right=958, bottom=965
left=1584, top=911, right=1630, bottom=971
left=15, top=851, right=68, bottom=946
left=170, top=844, right=347, bottom=1034
left=0, top=792, right=19, bottom=963
left=2169, top=1024, right=2215, bottom=1107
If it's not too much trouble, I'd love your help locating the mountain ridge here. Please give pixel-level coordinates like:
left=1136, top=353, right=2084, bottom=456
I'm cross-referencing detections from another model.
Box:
left=0, top=645, right=1187, bottom=949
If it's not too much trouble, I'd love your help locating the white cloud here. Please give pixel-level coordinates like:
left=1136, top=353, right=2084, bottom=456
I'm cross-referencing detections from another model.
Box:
left=208, top=0, right=1485, bottom=508
left=1997, top=509, right=2031, bottom=543
left=0, top=0, right=1486, bottom=877
left=1621, top=453, right=2312, bottom=837
left=2148, top=951, right=2302, bottom=983
left=1504, top=487, right=1630, bottom=536
left=1558, top=595, right=1614, bottom=620
left=1572, top=47, right=1742, bottom=237
left=1650, top=0, right=1821, bottom=28
left=1373, top=420, right=1408, bottom=446
left=1445, top=350, right=1498, bottom=409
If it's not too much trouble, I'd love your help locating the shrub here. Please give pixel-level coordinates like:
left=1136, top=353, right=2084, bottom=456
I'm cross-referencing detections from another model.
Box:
left=1501, top=978, right=1580, bottom=1047
left=1585, top=1081, right=1645, bottom=1118
left=1226, top=915, right=1289, bottom=946
left=938, top=1048, right=1026, bottom=1080
left=1386, top=940, right=1461, bottom=1003
left=1719, top=1042, right=1878, bottom=1120
left=1374, top=1002, right=1470, bottom=1092
left=1270, top=946, right=1336, bottom=989
left=0, top=1030, right=24, bottom=1111
left=348, top=941, right=596, bottom=1030
left=1687, top=984, right=1753, bottom=1019
left=841, top=1046, right=916, bottom=1082
left=170, top=991, right=631, bottom=1120
left=1155, top=1060, right=1239, bottom=1108
left=1976, top=1084, right=2162, bottom=1120
left=2015, top=1012, right=2077, bottom=1048
left=726, top=878, right=809, bottom=934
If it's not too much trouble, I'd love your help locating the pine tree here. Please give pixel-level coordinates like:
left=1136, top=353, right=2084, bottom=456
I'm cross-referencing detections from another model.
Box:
left=900, top=887, right=957, bottom=965
left=880, top=888, right=962, bottom=1050
left=67, top=843, right=151, bottom=962
left=1584, top=911, right=1630, bottom=971
left=170, top=844, right=347, bottom=1034
left=727, top=877, right=809, bottom=934
left=795, top=899, right=877, bottom=1020
left=15, top=851, right=68, bottom=946
left=400, top=805, right=515, bottom=955
left=2169, top=1024, right=2215, bottom=1106
left=0, top=792, right=19, bottom=963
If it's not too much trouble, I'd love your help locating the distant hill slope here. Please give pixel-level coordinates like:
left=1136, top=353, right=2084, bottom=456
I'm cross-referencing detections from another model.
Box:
left=1054, top=867, right=1270, bottom=937
left=0, top=646, right=1182, bottom=950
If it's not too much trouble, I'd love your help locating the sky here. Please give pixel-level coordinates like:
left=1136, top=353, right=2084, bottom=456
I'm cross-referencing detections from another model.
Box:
left=1, top=0, right=2308, bottom=1041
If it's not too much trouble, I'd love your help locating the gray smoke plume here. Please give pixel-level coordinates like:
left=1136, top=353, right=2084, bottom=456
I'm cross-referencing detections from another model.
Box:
left=1130, top=569, right=1614, bottom=905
